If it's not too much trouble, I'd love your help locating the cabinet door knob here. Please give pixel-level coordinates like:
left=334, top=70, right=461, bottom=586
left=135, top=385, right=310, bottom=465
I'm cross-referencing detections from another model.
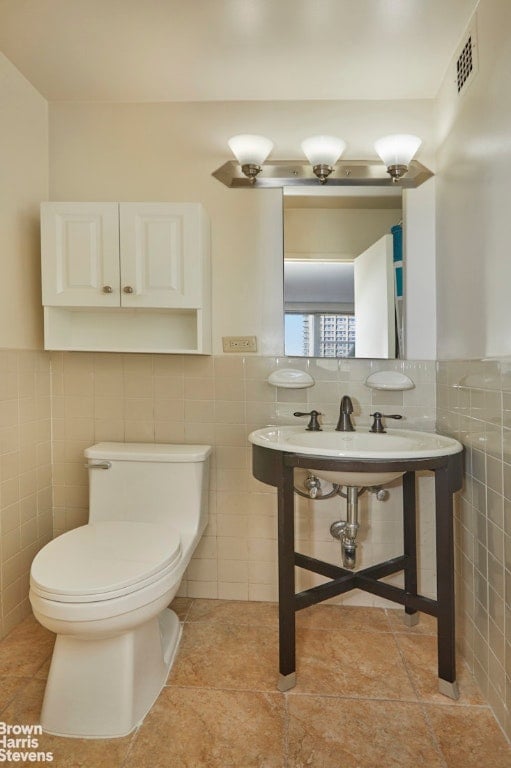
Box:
left=123, top=285, right=134, bottom=294
left=102, top=285, right=113, bottom=293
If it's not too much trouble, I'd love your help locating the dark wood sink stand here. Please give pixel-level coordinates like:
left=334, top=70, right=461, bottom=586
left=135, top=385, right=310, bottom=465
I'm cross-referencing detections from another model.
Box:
left=252, top=444, right=464, bottom=698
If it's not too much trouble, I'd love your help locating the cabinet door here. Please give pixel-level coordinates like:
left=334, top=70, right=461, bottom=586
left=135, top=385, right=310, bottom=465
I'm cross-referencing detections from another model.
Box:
left=41, top=203, right=120, bottom=307
left=119, top=203, right=204, bottom=308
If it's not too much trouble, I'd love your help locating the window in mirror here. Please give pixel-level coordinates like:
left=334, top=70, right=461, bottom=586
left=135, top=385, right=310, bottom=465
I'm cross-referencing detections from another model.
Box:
left=283, top=187, right=403, bottom=359
left=285, top=312, right=356, bottom=357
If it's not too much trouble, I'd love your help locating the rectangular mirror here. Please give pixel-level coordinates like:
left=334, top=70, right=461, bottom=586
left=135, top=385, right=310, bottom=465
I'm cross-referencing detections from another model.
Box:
left=283, top=186, right=403, bottom=359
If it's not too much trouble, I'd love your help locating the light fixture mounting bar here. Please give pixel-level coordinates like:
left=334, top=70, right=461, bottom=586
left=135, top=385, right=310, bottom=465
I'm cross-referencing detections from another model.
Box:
left=212, top=160, right=433, bottom=188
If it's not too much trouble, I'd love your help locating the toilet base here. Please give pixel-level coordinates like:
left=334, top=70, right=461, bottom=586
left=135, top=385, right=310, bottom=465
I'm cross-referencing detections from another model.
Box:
left=40, top=608, right=181, bottom=739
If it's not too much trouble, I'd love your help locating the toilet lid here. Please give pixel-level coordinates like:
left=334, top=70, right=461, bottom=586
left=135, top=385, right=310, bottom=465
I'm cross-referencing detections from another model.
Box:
left=30, top=521, right=181, bottom=602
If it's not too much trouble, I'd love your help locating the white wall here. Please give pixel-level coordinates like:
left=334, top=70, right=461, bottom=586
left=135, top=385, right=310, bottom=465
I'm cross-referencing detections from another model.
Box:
left=284, top=207, right=401, bottom=259
left=0, top=53, right=48, bottom=348
left=436, top=0, right=511, bottom=359
left=48, top=99, right=436, bottom=356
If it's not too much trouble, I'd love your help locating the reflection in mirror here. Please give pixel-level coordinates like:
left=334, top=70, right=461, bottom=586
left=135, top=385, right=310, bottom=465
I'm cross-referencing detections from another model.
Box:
left=283, top=187, right=403, bottom=359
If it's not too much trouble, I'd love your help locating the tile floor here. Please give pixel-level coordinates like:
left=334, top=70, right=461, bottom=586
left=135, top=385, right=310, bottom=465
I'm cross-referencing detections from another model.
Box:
left=0, top=599, right=510, bottom=767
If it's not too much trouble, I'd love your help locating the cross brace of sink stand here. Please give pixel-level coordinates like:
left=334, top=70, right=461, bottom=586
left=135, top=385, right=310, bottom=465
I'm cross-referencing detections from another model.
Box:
left=265, top=450, right=464, bottom=699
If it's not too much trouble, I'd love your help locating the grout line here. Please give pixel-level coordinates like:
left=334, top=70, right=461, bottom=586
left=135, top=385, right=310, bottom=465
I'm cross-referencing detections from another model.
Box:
left=388, top=627, right=422, bottom=704
left=163, top=681, right=426, bottom=705
left=118, top=726, right=142, bottom=768
left=419, top=703, right=450, bottom=768
left=283, top=692, right=290, bottom=768
left=160, top=681, right=493, bottom=708
left=178, top=597, right=195, bottom=623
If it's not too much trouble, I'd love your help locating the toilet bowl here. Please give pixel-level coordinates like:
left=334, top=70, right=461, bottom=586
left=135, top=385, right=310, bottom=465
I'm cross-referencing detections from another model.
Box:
left=29, top=442, right=211, bottom=739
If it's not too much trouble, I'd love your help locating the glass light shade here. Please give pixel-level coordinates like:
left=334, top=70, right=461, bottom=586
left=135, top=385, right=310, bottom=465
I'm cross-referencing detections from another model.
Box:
left=227, top=134, right=274, bottom=165
left=301, top=135, right=346, bottom=166
left=374, top=134, right=422, bottom=167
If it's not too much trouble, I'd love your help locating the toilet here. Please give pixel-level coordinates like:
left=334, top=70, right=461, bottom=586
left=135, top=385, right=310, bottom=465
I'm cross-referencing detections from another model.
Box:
left=29, top=441, right=211, bottom=739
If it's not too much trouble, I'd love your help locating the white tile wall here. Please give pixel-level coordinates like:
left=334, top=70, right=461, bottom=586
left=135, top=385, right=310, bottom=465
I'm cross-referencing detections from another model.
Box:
left=50, top=353, right=437, bottom=606
left=0, top=350, right=52, bottom=638
left=437, top=358, right=511, bottom=740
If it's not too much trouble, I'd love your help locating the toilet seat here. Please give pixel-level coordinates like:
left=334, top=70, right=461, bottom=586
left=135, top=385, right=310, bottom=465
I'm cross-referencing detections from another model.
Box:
left=30, top=521, right=182, bottom=603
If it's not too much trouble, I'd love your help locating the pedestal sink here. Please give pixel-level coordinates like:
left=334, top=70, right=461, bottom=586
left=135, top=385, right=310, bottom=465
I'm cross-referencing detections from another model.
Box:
left=248, top=425, right=462, bottom=486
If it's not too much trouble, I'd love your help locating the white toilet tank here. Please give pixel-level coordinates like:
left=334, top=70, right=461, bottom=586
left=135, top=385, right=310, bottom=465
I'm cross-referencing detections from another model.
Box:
left=84, top=442, right=211, bottom=535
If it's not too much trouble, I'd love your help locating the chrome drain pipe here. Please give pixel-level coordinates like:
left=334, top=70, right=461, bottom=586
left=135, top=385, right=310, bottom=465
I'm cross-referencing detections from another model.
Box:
left=293, top=476, right=389, bottom=570
left=343, top=486, right=360, bottom=569
left=330, top=486, right=360, bottom=569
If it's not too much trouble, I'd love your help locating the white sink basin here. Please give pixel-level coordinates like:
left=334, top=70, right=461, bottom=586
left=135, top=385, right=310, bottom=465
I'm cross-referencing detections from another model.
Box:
left=249, top=425, right=463, bottom=487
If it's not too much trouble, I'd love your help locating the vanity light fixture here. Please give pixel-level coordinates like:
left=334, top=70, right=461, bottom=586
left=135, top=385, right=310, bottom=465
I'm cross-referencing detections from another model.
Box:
left=300, top=135, right=347, bottom=184
left=213, top=133, right=431, bottom=188
left=227, top=134, right=274, bottom=184
left=374, top=134, right=422, bottom=183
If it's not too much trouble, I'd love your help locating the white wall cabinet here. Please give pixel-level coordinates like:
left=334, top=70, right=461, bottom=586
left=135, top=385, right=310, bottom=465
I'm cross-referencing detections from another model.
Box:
left=40, top=202, right=211, bottom=354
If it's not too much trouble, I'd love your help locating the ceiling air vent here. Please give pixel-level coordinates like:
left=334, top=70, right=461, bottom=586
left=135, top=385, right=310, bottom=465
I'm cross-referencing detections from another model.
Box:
left=455, top=20, right=478, bottom=95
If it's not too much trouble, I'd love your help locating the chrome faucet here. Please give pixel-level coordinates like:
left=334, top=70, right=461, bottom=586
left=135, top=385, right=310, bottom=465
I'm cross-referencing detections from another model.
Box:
left=335, top=395, right=355, bottom=432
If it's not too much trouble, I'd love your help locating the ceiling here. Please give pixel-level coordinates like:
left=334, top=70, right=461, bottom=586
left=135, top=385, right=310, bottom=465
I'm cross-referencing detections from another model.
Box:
left=0, top=0, right=478, bottom=103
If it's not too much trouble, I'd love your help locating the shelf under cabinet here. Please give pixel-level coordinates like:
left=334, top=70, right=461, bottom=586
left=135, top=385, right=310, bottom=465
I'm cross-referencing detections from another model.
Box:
left=43, top=306, right=211, bottom=354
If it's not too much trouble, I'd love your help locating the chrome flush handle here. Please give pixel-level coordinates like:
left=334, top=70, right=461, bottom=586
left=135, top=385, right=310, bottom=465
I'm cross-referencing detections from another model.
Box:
left=84, top=462, right=112, bottom=470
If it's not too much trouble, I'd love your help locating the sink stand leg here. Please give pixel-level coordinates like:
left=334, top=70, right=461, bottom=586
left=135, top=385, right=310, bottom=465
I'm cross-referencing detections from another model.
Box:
left=435, top=466, right=459, bottom=699
left=277, top=461, right=297, bottom=691
left=402, top=471, right=419, bottom=626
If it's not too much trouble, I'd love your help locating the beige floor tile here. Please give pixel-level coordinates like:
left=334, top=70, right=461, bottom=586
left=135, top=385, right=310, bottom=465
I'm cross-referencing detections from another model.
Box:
left=168, top=622, right=279, bottom=691
left=0, top=599, right=508, bottom=768
left=296, top=604, right=392, bottom=632
left=1, top=678, right=47, bottom=723
left=425, top=704, right=511, bottom=767
left=287, top=695, right=445, bottom=767
left=292, top=627, right=417, bottom=700
left=186, top=598, right=278, bottom=626
left=126, top=687, right=286, bottom=768
left=386, top=608, right=437, bottom=635
left=0, top=615, right=54, bottom=677
left=37, top=733, right=134, bottom=768
left=396, top=634, right=487, bottom=705
left=0, top=676, right=31, bottom=713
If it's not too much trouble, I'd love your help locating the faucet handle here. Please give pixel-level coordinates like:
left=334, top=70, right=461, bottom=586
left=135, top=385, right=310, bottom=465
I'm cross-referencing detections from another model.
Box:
left=369, top=412, right=402, bottom=434
left=294, top=410, right=323, bottom=431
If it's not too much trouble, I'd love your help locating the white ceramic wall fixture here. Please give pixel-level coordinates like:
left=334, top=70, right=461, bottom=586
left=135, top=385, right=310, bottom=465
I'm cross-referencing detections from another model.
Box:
left=364, top=371, right=415, bottom=390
